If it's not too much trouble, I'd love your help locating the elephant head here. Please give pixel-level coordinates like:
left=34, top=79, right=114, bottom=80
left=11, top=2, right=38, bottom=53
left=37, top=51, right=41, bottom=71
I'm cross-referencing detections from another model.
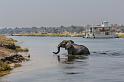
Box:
left=53, top=40, right=74, bottom=54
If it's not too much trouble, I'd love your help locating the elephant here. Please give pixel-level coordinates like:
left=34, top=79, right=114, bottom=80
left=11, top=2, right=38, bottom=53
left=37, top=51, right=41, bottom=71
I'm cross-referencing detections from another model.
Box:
left=53, top=40, right=90, bottom=56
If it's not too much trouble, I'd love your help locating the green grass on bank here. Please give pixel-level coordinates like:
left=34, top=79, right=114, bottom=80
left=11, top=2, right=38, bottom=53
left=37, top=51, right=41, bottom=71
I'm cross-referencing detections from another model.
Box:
left=117, top=34, right=124, bottom=38
left=13, top=33, right=84, bottom=37
left=0, top=71, right=10, bottom=77
left=0, top=61, right=11, bottom=76
left=0, top=61, right=11, bottom=71
left=13, top=33, right=71, bottom=37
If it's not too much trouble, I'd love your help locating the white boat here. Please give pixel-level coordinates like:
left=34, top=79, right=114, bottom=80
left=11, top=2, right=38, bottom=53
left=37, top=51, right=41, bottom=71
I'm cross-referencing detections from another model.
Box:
left=85, top=21, right=117, bottom=39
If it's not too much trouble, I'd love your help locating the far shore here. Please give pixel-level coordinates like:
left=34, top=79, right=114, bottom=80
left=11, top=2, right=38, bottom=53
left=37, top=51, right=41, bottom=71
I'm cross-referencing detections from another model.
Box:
left=116, top=33, right=124, bottom=38
left=11, top=33, right=84, bottom=37
left=11, top=33, right=124, bottom=38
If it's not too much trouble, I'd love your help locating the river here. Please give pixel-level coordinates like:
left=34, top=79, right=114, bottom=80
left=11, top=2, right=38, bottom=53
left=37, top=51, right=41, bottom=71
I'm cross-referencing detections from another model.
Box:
left=0, top=36, right=124, bottom=82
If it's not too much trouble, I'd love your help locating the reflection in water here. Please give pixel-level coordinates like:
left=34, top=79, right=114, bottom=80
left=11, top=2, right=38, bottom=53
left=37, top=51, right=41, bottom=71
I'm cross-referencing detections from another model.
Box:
left=57, top=53, right=89, bottom=81
left=57, top=56, right=89, bottom=82
left=67, top=55, right=88, bottom=62
left=57, top=53, right=88, bottom=64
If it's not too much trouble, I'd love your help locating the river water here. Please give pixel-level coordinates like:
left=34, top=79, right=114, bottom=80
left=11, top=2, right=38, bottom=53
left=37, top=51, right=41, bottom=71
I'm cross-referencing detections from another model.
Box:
left=0, top=36, right=124, bottom=82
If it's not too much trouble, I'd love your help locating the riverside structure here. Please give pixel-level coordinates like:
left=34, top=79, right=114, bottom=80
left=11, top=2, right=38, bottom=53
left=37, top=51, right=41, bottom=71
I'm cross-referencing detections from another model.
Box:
left=85, top=21, right=117, bottom=38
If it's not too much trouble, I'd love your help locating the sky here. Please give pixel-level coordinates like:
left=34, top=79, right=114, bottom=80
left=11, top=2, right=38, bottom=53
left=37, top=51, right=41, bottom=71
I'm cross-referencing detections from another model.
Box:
left=0, top=0, right=124, bottom=27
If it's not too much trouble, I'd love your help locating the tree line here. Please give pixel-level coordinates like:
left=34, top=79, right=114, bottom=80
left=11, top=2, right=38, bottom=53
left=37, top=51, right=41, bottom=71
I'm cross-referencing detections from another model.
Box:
left=0, top=26, right=85, bottom=34
left=0, top=25, right=124, bottom=34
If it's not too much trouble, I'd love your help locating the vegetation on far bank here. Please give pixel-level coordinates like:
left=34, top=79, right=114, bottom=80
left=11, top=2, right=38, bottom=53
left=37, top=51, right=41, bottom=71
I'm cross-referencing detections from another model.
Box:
left=117, top=33, right=124, bottom=38
left=13, top=33, right=124, bottom=38
left=0, top=25, right=124, bottom=35
left=12, top=33, right=84, bottom=37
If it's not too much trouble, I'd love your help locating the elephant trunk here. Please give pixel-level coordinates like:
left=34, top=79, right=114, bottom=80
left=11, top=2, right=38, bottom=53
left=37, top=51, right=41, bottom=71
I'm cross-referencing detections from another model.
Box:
left=53, top=46, right=61, bottom=54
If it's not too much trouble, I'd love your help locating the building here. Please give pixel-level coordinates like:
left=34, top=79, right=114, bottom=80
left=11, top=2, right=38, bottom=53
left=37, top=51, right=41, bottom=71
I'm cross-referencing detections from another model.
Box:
left=85, top=21, right=116, bottom=38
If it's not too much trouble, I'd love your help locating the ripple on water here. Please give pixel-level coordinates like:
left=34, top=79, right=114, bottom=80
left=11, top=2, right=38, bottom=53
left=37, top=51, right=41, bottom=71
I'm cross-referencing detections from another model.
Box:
left=91, top=50, right=124, bottom=57
left=65, top=72, right=80, bottom=75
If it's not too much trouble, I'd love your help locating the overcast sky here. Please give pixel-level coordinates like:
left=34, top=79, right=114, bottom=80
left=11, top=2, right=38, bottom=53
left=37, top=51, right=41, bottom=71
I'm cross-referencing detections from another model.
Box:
left=0, top=0, right=124, bottom=27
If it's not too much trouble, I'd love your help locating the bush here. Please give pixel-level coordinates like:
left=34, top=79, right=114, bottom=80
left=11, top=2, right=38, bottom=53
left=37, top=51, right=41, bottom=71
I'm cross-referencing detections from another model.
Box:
left=16, top=47, right=29, bottom=52
left=0, top=61, right=11, bottom=71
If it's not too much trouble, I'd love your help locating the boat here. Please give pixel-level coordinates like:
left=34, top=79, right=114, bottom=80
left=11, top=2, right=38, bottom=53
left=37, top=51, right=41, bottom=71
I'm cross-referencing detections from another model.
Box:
left=85, top=21, right=117, bottom=38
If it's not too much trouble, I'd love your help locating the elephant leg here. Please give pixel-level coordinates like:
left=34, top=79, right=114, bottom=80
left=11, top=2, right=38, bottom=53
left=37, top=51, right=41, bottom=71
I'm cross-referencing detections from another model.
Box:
left=57, top=55, right=60, bottom=62
left=67, top=49, right=75, bottom=61
left=67, top=49, right=73, bottom=55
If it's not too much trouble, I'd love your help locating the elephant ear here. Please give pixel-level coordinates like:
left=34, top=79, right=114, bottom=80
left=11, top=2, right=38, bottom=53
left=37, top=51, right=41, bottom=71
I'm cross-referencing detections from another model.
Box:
left=68, top=40, right=74, bottom=44
left=65, top=42, right=73, bottom=50
left=61, top=40, right=68, bottom=44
